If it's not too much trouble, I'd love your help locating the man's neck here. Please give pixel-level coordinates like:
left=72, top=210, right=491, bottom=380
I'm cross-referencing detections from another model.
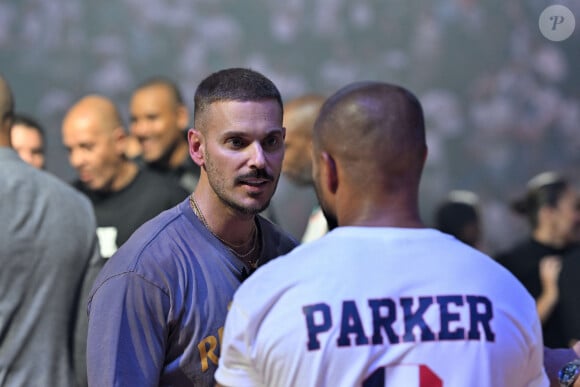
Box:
left=338, top=189, right=425, bottom=229
left=167, top=138, right=189, bottom=170
left=110, top=160, right=139, bottom=192
left=533, top=227, right=565, bottom=249
left=192, top=184, right=257, bottom=247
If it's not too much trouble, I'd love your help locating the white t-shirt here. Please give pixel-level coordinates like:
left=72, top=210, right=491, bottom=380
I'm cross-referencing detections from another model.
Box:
left=216, top=227, right=548, bottom=387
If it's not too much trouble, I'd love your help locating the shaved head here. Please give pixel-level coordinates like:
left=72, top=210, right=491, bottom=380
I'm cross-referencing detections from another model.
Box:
left=0, top=74, right=15, bottom=144
left=314, top=82, right=426, bottom=191
left=62, top=95, right=130, bottom=192
left=63, top=95, right=123, bottom=133
left=284, top=95, right=325, bottom=139
left=282, top=94, right=325, bottom=184
left=311, top=81, right=427, bottom=227
left=133, top=77, right=184, bottom=106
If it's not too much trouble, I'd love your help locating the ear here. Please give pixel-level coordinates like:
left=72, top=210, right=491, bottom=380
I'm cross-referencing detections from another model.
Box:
left=112, top=126, right=128, bottom=155
left=321, top=151, right=338, bottom=194
left=177, top=105, right=190, bottom=130
left=188, top=128, right=204, bottom=167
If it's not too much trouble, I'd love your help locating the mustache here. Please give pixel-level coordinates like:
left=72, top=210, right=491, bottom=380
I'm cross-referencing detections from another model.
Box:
left=235, top=169, right=274, bottom=183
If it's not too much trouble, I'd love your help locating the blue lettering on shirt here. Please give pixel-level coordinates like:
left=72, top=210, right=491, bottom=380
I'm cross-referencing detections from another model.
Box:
left=302, top=295, right=495, bottom=351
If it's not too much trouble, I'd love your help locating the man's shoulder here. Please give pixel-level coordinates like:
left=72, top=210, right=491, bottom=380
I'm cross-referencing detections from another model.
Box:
left=138, top=167, right=188, bottom=190
left=258, top=215, right=299, bottom=254
left=3, top=160, right=93, bottom=215
left=134, top=167, right=189, bottom=202
left=90, top=206, right=189, bottom=291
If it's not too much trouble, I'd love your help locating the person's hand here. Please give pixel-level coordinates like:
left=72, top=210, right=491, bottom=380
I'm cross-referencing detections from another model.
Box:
left=537, top=255, right=563, bottom=323
left=573, top=341, right=580, bottom=358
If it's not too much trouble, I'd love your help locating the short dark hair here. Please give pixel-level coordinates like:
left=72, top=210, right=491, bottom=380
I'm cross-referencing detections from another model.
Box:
left=193, top=68, right=282, bottom=127
left=511, top=172, right=569, bottom=229
left=435, top=202, right=478, bottom=239
left=12, top=113, right=45, bottom=141
left=134, top=76, right=184, bottom=105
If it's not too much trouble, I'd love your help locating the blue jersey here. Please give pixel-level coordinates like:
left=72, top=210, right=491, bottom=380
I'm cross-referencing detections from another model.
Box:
left=87, top=198, right=296, bottom=387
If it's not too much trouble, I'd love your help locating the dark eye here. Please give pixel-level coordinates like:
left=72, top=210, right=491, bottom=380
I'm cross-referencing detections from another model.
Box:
left=263, top=134, right=282, bottom=151
left=227, top=137, right=245, bottom=149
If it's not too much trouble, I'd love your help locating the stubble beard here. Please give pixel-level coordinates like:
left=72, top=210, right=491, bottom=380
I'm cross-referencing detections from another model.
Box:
left=205, top=151, right=275, bottom=216
left=313, top=178, right=339, bottom=230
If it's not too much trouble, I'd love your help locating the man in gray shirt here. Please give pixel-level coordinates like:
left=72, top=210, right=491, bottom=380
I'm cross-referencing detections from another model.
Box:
left=0, top=74, right=102, bottom=387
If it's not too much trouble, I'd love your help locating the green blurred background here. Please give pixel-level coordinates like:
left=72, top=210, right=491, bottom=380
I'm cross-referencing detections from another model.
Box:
left=1, top=0, right=578, bottom=251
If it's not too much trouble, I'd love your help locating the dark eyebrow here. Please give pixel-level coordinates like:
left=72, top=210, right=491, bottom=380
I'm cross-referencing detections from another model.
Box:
left=222, top=127, right=283, bottom=138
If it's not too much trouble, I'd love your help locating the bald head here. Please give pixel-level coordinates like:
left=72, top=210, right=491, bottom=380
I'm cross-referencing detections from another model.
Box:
left=284, top=95, right=325, bottom=138
left=314, top=82, right=426, bottom=191
left=62, top=95, right=131, bottom=192
left=0, top=75, right=15, bottom=144
left=311, top=82, right=427, bottom=227
left=63, top=95, right=122, bottom=133
left=283, top=94, right=325, bottom=184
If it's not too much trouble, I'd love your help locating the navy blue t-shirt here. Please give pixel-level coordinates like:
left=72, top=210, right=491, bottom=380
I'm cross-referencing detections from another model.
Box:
left=87, top=198, right=297, bottom=386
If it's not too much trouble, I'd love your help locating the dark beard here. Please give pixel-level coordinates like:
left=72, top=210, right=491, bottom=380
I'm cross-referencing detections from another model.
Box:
left=321, top=206, right=339, bottom=231
left=218, top=194, right=271, bottom=216
left=313, top=180, right=339, bottom=230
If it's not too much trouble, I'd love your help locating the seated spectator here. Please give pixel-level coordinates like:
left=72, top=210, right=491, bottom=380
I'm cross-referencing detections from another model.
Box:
left=10, top=113, right=46, bottom=169
left=62, top=94, right=188, bottom=257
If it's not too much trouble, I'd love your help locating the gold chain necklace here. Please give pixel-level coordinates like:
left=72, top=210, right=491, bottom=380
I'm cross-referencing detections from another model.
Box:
left=189, top=194, right=260, bottom=265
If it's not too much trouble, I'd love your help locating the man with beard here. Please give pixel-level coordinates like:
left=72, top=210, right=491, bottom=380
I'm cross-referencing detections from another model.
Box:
left=215, top=82, right=549, bottom=386
left=86, top=68, right=297, bottom=387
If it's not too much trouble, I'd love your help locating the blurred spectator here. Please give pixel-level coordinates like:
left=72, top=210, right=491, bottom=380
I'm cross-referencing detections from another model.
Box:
left=62, top=94, right=187, bottom=258
left=130, top=76, right=200, bottom=192
left=434, top=190, right=481, bottom=249
left=269, top=94, right=326, bottom=241
left=3, top=0, right=579, bottom=255
left=1, top=74, right=101, bottom=387
left=124, top=132, right=142, bottom=160
left=10, top=113, right=45, bottom=169
left=496, top=171, right=580, bottom=348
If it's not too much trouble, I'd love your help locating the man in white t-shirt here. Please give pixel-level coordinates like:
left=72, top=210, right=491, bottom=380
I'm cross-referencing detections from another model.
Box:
left=215, top=82, right=549, bottom=387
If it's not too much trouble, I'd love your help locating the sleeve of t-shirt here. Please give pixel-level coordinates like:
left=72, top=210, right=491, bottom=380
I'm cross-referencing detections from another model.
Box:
left=73, top=234, right=104, bottom=387
left=215, top=300, right=261, bottom=387
left=87, top=273, right=169, bottom=387
left=526, top=314, right=550, bottom=387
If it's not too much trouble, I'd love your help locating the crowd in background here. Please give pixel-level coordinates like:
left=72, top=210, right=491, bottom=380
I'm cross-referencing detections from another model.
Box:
left=1, top=1, right=580, bottom=385
left=1, top=0, right=579, bottom=253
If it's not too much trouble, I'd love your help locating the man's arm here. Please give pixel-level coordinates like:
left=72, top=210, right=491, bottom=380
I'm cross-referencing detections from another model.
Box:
left=544, top=342, right=580, bottom=387
left=87, top=273, right=169, bottom=387
left=73, top=236, right=104, bottom=387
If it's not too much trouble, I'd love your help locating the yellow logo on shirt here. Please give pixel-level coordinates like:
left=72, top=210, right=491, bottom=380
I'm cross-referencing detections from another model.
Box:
left=198, top=327, right=224, bottom=372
